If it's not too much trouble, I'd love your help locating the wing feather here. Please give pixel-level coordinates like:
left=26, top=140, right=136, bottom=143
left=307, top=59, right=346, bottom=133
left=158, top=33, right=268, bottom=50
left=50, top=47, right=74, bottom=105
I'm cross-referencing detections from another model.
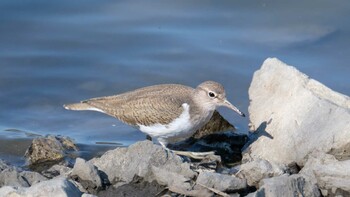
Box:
left=83, top=85, right=193, bottom=126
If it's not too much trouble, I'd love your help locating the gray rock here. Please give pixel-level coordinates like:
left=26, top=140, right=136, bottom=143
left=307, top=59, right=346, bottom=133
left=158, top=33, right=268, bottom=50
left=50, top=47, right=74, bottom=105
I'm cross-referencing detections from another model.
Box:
left=0, top=160, right=9, bottom=171
left=0, top=168, right=29, bottom=187
left=244, top=58, right=350, bottom=165
left=97, top=175, right=166, bottom=197
left=26, top=178, right=82, bottom=197
left=0, top=161, right=47, bottom=188
left=0, top=177, right=82, bottom=197
left=237, top=159, right=286, bottom=187
left=256, top=174, right=320, bottom=197
left=24, top=135, right=78, bottom=166
left=195, top=171, right=247, bottom=192
left=301, top=151, right=350, bottom=196
left=19, top=170, right=48, bottom=186
left=71, top=158, right=102, bottom=193
left=300, top=151, right=335, bottom=185
left=91, top=140, right=204, bottom=196
left=41, top=164, right=72, bottom=178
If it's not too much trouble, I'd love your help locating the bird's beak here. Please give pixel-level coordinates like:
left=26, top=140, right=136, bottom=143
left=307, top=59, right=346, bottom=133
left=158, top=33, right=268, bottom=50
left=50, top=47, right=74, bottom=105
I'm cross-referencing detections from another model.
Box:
left=222, top=99, right=245, bottom=117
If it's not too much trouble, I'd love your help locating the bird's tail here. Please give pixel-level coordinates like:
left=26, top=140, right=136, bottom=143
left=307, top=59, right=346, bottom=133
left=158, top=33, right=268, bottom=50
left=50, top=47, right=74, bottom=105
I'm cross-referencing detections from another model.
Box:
left=64, top=102, right=106, bottom=113
left=63, top=103, right=92, bottom=111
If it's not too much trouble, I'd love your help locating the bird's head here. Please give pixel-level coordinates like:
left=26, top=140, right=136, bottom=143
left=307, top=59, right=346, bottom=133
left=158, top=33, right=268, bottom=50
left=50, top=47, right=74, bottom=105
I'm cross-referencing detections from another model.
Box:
left=195, top=81, right=245, bottom=117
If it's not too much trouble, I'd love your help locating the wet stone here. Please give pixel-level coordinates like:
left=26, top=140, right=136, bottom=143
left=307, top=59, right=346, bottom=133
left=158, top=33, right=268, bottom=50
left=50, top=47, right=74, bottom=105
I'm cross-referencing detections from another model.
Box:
left=24, top=135, right=78, bottom=170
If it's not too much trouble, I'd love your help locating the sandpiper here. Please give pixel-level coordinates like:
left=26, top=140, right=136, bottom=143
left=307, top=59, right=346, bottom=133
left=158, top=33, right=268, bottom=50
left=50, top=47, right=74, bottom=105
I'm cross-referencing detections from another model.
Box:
left=64, top=81, right=245, bottom=155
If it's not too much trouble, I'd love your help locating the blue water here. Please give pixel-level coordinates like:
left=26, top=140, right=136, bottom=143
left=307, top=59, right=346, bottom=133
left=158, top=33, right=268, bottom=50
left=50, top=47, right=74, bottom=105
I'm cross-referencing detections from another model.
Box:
left=0, top=0, right=349, bottom=150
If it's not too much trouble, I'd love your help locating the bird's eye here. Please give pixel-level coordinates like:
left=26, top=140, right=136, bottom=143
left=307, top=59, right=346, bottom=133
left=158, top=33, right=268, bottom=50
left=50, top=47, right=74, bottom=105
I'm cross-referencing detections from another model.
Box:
left=208, top=92, right=216, bottom=98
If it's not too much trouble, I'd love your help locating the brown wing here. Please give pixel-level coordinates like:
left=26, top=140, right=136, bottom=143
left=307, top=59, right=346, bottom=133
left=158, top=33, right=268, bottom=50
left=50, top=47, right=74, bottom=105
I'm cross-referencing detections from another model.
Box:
left=83, top=84, right=193, bottom=126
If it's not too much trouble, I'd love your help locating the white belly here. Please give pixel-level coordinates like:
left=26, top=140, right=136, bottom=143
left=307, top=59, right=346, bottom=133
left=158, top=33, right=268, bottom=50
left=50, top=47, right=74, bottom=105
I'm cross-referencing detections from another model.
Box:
left=138, top=103, right=197, bottom=145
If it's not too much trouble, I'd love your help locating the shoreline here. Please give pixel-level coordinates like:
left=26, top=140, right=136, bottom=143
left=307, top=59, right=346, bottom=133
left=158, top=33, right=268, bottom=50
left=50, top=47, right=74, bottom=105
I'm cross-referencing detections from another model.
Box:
left=0, top=134, right=122, bottom=167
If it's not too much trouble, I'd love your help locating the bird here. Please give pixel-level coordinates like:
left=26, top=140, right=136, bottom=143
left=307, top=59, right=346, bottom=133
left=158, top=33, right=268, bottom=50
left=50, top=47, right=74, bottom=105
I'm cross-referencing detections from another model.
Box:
left=64, top=81, right=245, bottom=156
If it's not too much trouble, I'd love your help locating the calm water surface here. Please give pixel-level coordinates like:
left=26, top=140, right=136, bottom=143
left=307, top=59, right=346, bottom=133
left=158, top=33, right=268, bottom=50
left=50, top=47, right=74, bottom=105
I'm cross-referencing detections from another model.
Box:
left=0, top=0, right=349, bottom=164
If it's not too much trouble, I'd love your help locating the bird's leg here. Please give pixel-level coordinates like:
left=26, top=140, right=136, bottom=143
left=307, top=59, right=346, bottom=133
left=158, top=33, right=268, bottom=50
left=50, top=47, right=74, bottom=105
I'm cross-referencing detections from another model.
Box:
left=158, top=140, right=172, bottom=159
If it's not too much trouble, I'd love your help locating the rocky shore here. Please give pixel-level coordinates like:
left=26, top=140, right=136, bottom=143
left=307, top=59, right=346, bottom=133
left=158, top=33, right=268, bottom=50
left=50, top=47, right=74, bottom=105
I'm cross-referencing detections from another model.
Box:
left=0, top=58, right=349, bottom=197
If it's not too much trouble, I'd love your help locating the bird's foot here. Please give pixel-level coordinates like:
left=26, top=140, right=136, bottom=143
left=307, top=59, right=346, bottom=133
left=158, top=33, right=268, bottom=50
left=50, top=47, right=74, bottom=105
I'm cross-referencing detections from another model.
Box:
left=158, top=140, right=218, bottom=161
left=163, top=147, right=171, bottom=159
left=170, top=150, right=219, bottom=161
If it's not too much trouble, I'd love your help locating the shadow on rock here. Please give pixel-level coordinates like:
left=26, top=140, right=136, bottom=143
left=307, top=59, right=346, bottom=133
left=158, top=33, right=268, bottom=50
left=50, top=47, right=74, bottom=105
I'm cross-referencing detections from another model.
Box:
left=242, top=120, right=273, bottom=154
left=168, top=132, right=248, bottom=165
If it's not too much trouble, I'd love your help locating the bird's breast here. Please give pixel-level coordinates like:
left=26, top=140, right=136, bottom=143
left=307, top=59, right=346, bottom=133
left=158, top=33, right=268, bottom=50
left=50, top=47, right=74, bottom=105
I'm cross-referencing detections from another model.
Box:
left=137, top=103, right=195, bottom=140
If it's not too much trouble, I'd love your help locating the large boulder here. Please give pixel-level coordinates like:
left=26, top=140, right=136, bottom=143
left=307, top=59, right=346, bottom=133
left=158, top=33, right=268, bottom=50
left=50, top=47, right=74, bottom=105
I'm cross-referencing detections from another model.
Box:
left=244, top=58, right=350, bottom=165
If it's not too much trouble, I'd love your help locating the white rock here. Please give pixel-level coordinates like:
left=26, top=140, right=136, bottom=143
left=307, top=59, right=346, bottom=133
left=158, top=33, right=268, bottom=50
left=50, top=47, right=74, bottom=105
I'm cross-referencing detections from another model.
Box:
left=257, top=174, right=320, bottom=197
left=0, top=160, right=47, bottom=189
left=19, top=171, right=48, bottom=186
left=0, top=178, right=81, bottom=197
left=0, top=168, right=29, bottom=187
left=237, top=159, right=286, bottom=186
left=244, top=58, right=350, bottom=165
left=41, top=164, right=72, bottom=179
left=195, top=171, right=246, bottom=192
left=301, top=151, right=350, bottom=196
left=0, top=186, right=18, bottom=197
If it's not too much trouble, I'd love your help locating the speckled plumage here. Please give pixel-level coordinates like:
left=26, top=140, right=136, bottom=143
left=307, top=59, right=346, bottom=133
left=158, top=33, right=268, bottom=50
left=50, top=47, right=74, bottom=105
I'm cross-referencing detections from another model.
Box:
left=81, top=84, right=194, bottom=126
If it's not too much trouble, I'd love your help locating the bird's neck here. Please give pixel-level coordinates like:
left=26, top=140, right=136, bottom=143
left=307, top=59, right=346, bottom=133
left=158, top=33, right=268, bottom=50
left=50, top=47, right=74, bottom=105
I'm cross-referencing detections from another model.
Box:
left=190, top=92, right=216, bottom=127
